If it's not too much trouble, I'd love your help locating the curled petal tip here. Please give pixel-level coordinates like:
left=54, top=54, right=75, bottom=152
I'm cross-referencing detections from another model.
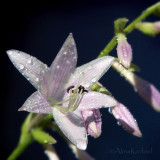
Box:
left=112, top=103, right=142, bottom=137
left=81, top=109, right=101, bottom=138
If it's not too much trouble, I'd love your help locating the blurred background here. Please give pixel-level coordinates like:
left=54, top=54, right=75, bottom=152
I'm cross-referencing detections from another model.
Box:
left=1, top=0, right=160, bottom=159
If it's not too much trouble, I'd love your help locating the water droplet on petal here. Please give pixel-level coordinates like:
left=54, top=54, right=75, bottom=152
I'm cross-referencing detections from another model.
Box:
left=27, top=59, right=32, bottom=64
left=56, top=65, right=60, bottom=69
left=91, top=77, right=96, bottom=83
left=87, top=66, right=92, bottom=70
left=19, top=64, right=24, bottom=70
left=66, top=60, right=70, bottom=64
left=108, top=107, right=112, bottom=114
left=64, top=51, right=67, bottom=55
left=44, top=140, right=48, bottom=143
left=85, top=83, right=90, bottom=88
left=36, top=78, right=39, bottom=82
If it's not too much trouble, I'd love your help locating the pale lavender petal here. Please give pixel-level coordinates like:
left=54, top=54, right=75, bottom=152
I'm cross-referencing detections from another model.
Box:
left=52, top=108, right=87, bottom=150
left=134, top=75, right=160, bottom=112
left=117, top=38, right=132, bottom=69
left=67, top=56, right=114, bottom=90
left=7, top=50, right=49, bottom=95
left=81, top=109, right=101, bottom=138
left=78, top=91, right=117, bottom=110
left=69, top=143, right=95, bottom=160
left=19, top=91, right=52, bottom=114
left=111, top=103, right=142, bottom=137
left=49, top=33, right=77, bottom=97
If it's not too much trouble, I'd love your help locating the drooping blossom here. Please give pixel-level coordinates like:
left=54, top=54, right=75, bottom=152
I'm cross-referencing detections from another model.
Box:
left=112, top=60, right=160, bottom=112
left=7, top=34, right=117, bottom=150
left=111, top=103, right=142, bottom=137
left=116, top=33, right=132, bottom=69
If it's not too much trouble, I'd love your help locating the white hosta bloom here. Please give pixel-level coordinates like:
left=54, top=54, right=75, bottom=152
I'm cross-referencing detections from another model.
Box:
left=7, top=34, right=117, bottom=150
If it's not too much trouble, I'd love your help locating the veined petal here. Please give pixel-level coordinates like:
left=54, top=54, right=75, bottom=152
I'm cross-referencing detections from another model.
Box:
left=81, top=109, right=102, bottom=138
left=111, top=103, right=142, bottom=137
left=78, top=91, right=117, bottom=110
left=52, top=108, right=87, bottom=150
left=49, top=33, right=77, bottom=97
left=68, top=56, right=114, bottom=90
left=19, top=91, right=52, bottom=114
left=7, top=50, right=49, bottom=95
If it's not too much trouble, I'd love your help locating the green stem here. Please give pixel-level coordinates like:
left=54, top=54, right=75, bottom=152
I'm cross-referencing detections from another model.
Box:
left=98, top=2, right=160, bottom=58
left=7, top=134, right=33, bottom=160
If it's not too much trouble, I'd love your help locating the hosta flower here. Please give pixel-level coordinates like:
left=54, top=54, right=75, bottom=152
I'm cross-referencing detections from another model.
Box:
left=7, top=34, right=117, bottom=150
left=116, top=33, right=132, bottom=69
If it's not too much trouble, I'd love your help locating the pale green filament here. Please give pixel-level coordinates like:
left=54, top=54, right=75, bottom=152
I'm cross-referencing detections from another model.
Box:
left=51, top=72, right=85, bottom=113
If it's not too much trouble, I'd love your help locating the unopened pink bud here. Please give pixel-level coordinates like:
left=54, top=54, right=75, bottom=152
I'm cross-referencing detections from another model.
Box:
left=81, top=109, right=101, bottom=138
left=153, top=21, right=160, bottom=33
left=116, top=33, right=132, bottom=69
left=133, top=75, right=160, bottom=112
left=111, top=103, right=142, bottom=137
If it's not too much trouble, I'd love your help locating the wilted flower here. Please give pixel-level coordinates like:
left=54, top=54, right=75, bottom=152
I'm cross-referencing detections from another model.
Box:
left=111, top=102, right=142, bottom=137
left=135, top=21, right=160, bottom=37
left=112, top=60, right=160, bottom=112
left=116, top=33, right=132, bottom=69
left=7, top=34, right=117, bottom=150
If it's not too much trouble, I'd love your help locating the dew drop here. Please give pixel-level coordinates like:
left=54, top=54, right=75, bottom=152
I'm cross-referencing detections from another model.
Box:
left=64, top=51, right=67, bottom=55
left=66, top=60, right=70, bottom=64
left=36, top=78, right=39, bottom=82
left=117, top=121, right=121, bottom=126
left=85, top=83, right=90, bottom=88
left=56, top=65, right=60, bottom=69
left=108, top=107, right=112, bottom=114
left=19, top=64, right=24, bottom=70
left=87, top=66, right=92, bottom=70
left=91, top=77, right=96, bottom=83
left=27, top=59, right=32, bottom=64
left=44, top=140, right=48, bottom=143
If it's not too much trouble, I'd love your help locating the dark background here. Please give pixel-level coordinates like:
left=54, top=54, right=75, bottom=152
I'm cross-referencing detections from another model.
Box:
left=1, top=0, right=160, bottom=160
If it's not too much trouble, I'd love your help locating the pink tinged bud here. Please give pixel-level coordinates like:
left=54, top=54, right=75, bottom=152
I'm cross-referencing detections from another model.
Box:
left=111, top=103, right=142, bottom=137
left=153, top=21, right=160, bottom=33
left=116, top=33, right=132, bottom=69
left=133, top=76, right=160, bottom=112
left=112, top=61, right=160, bottom=112
left=81, top=109, right=101, bottom=138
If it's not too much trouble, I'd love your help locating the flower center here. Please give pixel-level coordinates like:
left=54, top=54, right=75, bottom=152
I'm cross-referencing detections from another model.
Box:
left=52, top=73, right=88, bottom=113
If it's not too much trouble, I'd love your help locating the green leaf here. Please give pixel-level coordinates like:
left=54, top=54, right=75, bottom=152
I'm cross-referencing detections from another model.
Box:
left=114, top=18, right=129, bottom=34
left=31, top=128, right=57, bottom=144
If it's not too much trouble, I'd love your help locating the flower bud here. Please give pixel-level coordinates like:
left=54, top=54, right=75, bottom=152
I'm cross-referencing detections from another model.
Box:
left=116, top=33, right=132, bottom=69
left=135, top=21, right=160, bottom=36
left=112, top=61, right=160, bottom=112
left=81, top=109, right=101, bottom=138
left=111, top=103, right=142, bottom=137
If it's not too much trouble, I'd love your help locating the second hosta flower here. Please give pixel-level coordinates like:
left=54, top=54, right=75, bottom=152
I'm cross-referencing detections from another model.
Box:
left=7, top=34, right=117, bottom=150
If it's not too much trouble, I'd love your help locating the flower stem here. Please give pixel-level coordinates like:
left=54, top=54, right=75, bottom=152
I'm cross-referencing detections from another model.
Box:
left=7, top=134, right=33, bottom=160
left=98, top=2, right=160, bottom=58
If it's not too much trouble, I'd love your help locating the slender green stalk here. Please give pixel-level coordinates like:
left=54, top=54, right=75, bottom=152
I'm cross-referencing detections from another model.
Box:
left=98, top=2, right=160, bottom=58
left=7, top=134, right=33, bottom=160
